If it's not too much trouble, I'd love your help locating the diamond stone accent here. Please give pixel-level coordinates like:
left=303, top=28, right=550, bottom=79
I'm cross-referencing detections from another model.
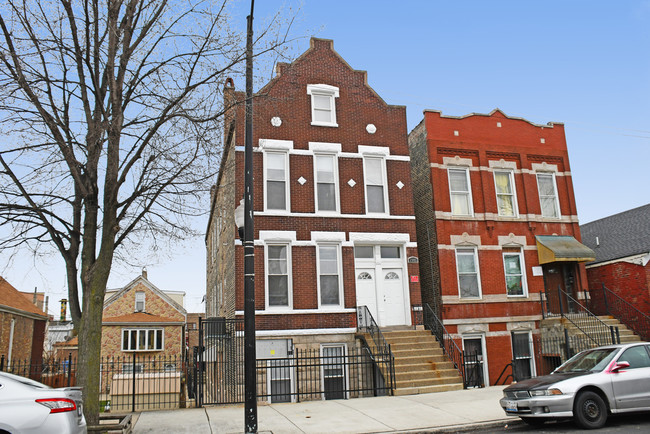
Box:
left=297, top=176, right=306, bottom=185
left=396, top=181, right=404, bottom=189
left=347, top=179, right=356, bottom=187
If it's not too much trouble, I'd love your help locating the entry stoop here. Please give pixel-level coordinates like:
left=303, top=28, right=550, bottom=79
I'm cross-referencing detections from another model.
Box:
left=382, top=329, right=464, bottom=396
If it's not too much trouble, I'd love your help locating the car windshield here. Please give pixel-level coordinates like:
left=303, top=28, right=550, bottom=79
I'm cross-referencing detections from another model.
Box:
left=555, top=348, right=618, bottom=373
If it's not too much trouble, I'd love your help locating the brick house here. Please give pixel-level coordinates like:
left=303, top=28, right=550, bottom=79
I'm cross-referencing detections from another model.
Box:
left=101, top=272, right=186, bottom=363
left=580, top=203, right=650, bottom=338
left=206, top=38, right=422, bottom=397
left=408, top=109, right=595, bottom=386
left=0, top=276, right=48, bottom=366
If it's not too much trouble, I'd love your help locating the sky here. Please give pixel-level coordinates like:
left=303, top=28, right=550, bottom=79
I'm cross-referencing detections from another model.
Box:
left=2, top=1, right=649, bottom=316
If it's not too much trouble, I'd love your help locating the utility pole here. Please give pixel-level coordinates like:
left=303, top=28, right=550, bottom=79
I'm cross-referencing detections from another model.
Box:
left=243, top=1, right=257, bottom=433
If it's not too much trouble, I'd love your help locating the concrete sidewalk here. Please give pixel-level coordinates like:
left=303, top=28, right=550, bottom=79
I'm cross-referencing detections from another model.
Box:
left=133, top=386, right=519, bottom=433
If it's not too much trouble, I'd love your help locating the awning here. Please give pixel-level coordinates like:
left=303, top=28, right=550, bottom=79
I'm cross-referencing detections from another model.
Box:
left=536, top=235, right=596, bottom=264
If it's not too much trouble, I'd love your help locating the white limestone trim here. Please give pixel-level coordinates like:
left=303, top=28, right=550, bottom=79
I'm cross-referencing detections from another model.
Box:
left=259, top=139, right=293, bottom=150
left=258, top=230, right=297, bottom=242
left=450, top=233, right=481, bottom=246
left=358, top=145, right=389, bottom=156
left=438, top=244, right=537, bottom=251
left=441, top=294, right=540, bottom=304
left=428, top=161, right=570, bottom=177
left=498, top=234, right=527, bottom=247
left=309, top=142, right=341, bottom=153
left=453, top=330, right=522, bottom=338
left=235, top=309, right=356, bottom=316
left=254, top=328, right=356, bottom=337
left=254, top=239, right=311, bottom=247
left=531, top=162, right=558, bottom=173
left=311, top=231, right=346, bottom=242
left=239, top=147, right=410, bottom=162
left=443, top=315, right=543, bottom=326
left=307, top=83, right=340, bottom=97
left=256, top=211, right=415, bottom=220
left=349, top=232, right=410, bottom=244
left=443, top=156, right=473, bottom=167
left=458, top=323, right=488, bottom=334
left=434, top=210, right=578, bottom=223
left=488, top=159, right=518, bottom=170
left=507, top=321, right=536, bottom=331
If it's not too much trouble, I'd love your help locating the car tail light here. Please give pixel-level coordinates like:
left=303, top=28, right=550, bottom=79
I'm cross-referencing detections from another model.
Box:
left=35, top=398, right=77, bottom=413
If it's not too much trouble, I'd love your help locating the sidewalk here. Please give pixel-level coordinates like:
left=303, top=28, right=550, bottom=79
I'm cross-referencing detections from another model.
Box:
left=133, top=386, right=519, bottom=433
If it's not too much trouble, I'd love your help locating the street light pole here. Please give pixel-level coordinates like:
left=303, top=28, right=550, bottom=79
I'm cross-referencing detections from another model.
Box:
left=243, top=1, right=257, bottom=433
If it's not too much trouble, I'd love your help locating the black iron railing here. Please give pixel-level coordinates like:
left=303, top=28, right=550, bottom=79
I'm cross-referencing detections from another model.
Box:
left=355, top=306, right=396, bottom=395
left=535, top=331, right=597, bottom=376
left=422, top=303, right=466, bottom=388
left=542, top=286, right=619, bottom=346
left=588, top=284, right=650, bottom=341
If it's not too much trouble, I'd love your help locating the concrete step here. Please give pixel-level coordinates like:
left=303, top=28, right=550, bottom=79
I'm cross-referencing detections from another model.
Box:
left=382, top=330, right=432, bottom=339
left=394, top=360, right=455, bottom=371
left=395, top=368, right=460, bottom=382
left=393, top=354, right=451, bottom=366
left=393, top=383, right=464, bottom=396
left=395, top=376, right=464, bottom=388
left=389, top=342, right=444, bottom=351
left=384, top=335, right=440, bottom=345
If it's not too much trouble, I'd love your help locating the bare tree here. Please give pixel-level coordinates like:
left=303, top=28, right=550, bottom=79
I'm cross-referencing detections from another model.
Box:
left=0, top=0, right=293, bottom=423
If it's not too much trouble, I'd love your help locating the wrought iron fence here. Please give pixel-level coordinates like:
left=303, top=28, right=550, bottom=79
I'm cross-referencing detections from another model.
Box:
left=534, top=331, right=597, bottom=376
left=588, top=284, right=650, bottom=341
left=1, top=353, right=186, bottom=412
left=355, top=305, right=396, bottom=395
left=422, top=303, right=466, bottom=388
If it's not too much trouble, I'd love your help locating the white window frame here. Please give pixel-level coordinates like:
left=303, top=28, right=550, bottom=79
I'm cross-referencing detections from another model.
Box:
left=316, top=243, right=343, bottom=309
left=536, top=172, right=561, bottom=218
left=307, top=84, right=339, bottom=127
left=264, top=150, right=290, bottom=212
left=121, top=328, right=164, bottom=352
left=320, top=343, right=349, bottom=400
left=313, top=153, right=340, bottom=213
left=363, top=156, right=389, bottom=215
left=493, top=170, right=518, bottom=217
left=503, top=249, right=528, bottom=297
left=266, top=358, right=295, bottom=403
left=455, top=247, right=482, bottom=299
left=462, top=334, right=489, bottom=387
left=448, top=167, right=474, bottom=216
left=265, top=242, right=293, bottom=310
left=135, top=291, right=145, bottom=312
left=511, top=330, right=536, bottom=379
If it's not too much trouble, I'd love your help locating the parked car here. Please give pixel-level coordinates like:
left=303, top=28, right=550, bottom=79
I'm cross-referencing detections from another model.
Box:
left=0, top=371, right=86, bottom=434
left=500, top=342, right=650, bottom=429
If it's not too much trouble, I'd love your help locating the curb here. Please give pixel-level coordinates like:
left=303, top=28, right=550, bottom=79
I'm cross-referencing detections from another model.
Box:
left=379, top=418, right=524, bottom=433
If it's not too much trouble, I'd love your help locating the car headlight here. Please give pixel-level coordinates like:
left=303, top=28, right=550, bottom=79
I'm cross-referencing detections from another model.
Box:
left=529, top=388, right=563, bottom=396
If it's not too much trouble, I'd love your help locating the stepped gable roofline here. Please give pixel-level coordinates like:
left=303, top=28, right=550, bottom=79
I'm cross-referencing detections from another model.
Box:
left=0, top=276, right=48, bottom=319
left=102, top=312, right=183, bottom=324
left=258, top=37, right=406, bottom=109
left=423, top=108, right=564, bottom=129
left=103, top=274, right=186, bottom=317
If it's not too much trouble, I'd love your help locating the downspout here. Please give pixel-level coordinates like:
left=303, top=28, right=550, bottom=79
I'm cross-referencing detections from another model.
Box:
left=7, top=318, right=15, bottom=369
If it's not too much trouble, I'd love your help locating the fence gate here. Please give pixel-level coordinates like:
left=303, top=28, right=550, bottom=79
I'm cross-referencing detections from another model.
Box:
left=196, top=317, right=244, bottom=405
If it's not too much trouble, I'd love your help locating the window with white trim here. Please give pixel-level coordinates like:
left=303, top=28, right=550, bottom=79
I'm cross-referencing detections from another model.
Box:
left=494, top=170, right=517, bottom=217
left=315, top=154, right=338, bottom=212
left=363, top=157, right=388, bottom=214
left=448, top=167, right=473, bottom=216
left=321, top=344, right=346, bottom=400
left=307, top=84, right=339, bottom=127
left=318, top=245, right=342, bottom=307
left=536, top=172, right=560, bottom=218
left=266, top=244, right=291, bottom=308
left=503, top=248, right=527, bottom=297
left=265, top=152, right=289, bottom=211
left=121, top=329, right=163, bottom=351
left=455, top=247, right=481, bottom=298
left=135, top=291, right=145, bottom=312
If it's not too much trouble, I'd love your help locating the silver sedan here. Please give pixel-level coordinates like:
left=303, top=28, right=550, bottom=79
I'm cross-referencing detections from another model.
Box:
left=0, top=371, right=87, bottom=434
left=500, top=342, right=650, bottom=429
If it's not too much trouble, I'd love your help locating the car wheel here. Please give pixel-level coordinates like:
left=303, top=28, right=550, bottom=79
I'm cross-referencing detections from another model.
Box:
left=520, top=417, right=546, bottom=426
left=573, top=391, right=607, bottom=429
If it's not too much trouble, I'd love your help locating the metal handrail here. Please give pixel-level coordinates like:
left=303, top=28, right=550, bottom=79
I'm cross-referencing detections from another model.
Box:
left=495, top=362, right=513, bottom=385
left=422, top=303, right=466, bottom=388
left=355, top=306, right=395, bottom=394
left=589, top=284, right=650, bottom=341
left=552, top=286, right=619, bottom=346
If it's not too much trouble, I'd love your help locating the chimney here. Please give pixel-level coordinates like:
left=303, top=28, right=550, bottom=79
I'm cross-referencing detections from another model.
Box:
left=33, top=286, right=38, bottom=305
left=44, top=295, right=49, bottom=315
left=142, top=267, right=148, bottom=280
left=60, top=299, right=67, bottom=322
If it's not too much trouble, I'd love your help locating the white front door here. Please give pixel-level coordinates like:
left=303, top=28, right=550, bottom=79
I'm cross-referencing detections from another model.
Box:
left=382, top=268, right=406, bottom=326
left=355, top=268, right=378, bottom=320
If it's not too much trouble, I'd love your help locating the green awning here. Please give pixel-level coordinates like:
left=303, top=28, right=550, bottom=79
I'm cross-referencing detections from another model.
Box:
left=535, top=235, right=596, bottom=265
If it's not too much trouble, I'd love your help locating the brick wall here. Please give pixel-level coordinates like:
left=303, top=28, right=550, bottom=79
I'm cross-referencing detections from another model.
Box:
left=103, top=282, right=184, bottom=322
left=587, top=261, right=650, bottom=315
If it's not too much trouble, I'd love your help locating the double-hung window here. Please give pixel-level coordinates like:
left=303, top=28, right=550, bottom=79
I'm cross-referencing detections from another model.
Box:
left=318, top=245, right=342, bottom=307
left=266, top=152, right=289, bottom=211
left=536, top=173, right=560, bottom=218
left=135, top=291, right=145, bottom=312
left=448, top=168, right=473, bottom=216
left=503, top=249, right=527, bottom=297
left=494, top=171, right=517, bottom=217
left=267, top=244, right=291, bottom=308
left=455, top=247, right=481, bottom=298
left=122, top=329, right=163, bottom=351
left=364, top=157, right=388, bottom=214
left=315, top=154, right=338, bottom=212
left=307, top=84, right=339, bottom=127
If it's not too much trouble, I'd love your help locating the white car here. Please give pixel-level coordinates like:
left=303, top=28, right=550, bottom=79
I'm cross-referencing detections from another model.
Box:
left=500, top=342, right=650, bottom=429
left=0, top=371, right=87, bottom=434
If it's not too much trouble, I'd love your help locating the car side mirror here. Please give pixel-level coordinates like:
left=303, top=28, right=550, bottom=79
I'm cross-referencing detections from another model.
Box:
left=610, top=361, right=630, bottom=373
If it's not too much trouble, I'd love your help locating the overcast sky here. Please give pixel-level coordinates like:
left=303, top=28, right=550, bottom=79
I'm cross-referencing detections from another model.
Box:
left=2, top=1, right=649, bottom=316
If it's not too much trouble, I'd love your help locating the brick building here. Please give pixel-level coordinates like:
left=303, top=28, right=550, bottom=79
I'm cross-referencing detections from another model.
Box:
left=0, top=276, right=48, bottom=366
left=408, top=109, right=595, bottom=386
left=580, top=203, right=650, bottom=339
left=206, top=37, right=419, bottom=370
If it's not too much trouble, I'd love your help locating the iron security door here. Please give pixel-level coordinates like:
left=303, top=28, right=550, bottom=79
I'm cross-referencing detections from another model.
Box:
left=511, top=332, right=533, bottom=381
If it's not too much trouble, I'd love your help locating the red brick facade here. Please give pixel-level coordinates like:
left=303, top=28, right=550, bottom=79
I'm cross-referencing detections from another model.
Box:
left=409, top=109, right=590, bottom=386
left=586, top=261, right=650, bottom=318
